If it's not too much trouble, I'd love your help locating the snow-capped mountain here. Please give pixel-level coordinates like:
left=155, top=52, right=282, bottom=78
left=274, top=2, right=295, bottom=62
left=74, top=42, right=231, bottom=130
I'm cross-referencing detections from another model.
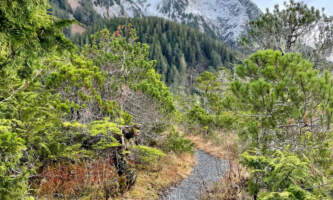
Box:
left=90, top=0, right=261, bottom=44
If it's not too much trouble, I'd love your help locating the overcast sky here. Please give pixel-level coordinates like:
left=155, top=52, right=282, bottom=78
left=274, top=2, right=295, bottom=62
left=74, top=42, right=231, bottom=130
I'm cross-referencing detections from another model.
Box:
left=251, top=0, right=333, bottom=16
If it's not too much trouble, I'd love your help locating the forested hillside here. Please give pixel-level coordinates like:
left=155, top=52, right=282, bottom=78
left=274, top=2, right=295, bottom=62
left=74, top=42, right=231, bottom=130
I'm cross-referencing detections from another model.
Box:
left=71, top=17, right=237, bottom=90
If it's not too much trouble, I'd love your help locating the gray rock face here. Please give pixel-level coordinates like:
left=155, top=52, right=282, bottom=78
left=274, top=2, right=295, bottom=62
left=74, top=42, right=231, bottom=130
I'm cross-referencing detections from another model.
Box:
left=161, top=150, right=228, bottom=200
left=91, top=0, right=261, bottom=44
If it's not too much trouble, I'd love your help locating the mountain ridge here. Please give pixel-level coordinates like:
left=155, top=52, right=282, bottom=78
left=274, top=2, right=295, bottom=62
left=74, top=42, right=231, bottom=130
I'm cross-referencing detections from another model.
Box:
left=61, top=0, right=261, bottom=44
left=91, top=0, right=261, bottom=44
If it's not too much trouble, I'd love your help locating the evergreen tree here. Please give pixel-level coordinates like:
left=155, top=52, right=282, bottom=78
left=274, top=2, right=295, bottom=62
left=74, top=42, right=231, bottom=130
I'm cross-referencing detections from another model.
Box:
left=242, top=0, right=333, bottom=69
left=230, top=50, right=332, bottom=199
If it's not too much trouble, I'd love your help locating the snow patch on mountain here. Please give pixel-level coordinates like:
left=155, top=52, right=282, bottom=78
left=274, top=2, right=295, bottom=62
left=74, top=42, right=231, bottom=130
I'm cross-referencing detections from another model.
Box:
left=91, top=0, right=261, bottom=43
left=328, top=53, right=333, bottom=62
left=304, top=22, right=333, bottom=63
left=182, top=0, right=250, bottom=41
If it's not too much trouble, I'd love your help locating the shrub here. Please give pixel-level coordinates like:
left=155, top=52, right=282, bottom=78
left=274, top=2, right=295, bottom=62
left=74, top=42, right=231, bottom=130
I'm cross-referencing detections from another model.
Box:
left=187, top=105, right=213, bottom=126
left=131, top=145, right=165, bottom=166
left=163, top=130, right=194, bottom=154
left=187, top=105, right=215, bottom=133
left=241, top=150, right=328, bottom=199
left=215, top=112, right=237, bottom=129
left=0, top=120, right=30, bottom=200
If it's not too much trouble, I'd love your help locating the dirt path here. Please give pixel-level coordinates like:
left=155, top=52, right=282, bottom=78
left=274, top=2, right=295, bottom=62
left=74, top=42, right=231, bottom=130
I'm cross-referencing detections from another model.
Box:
left=161, top=149, right=228, bottom=200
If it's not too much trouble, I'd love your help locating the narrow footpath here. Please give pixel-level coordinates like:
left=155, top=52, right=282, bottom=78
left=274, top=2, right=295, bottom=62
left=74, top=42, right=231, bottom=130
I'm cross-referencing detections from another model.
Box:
left=161, top=149, right=228, bottom=200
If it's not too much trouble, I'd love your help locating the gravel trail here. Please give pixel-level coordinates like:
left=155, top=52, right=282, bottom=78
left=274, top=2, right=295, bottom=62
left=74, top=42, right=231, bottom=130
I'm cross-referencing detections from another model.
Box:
left=161, top=149, right=228, bottom=200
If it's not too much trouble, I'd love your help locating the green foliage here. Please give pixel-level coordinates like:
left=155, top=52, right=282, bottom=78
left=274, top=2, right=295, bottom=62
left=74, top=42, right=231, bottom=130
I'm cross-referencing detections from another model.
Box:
left=214, top=112, right=237, bottom=129
left=63, top=118, right=122, bottom=155
left=0, top=0, right=75, bottom=196
left=186, top=103, right=237, bottom=131
left=131, top=145, right=166, bottom=166
left=163, top=130, right=194, bottom=154
left=195, top=71, right=221, bottom=96
left=0, top=120, right=30, bottom=200
left=88, top=118, right=122, bottom=136
left=231, top=50, right=333, bottom=153
left=135, top=69, right=176, bottom=113
left=0, top=0, right=73, bottom=68
left=186, top=67, right=236, bottom=131
left=194, top=71, right=224, bottom=111
left=88, top=119, right=122, bottom=150
left=230, top=50, right=333, bottom=199
left=187, top=105, right=214, bottom=129
left=81, top=28, right=176, bottom=115
left=242, top=150, right=327, bottom=200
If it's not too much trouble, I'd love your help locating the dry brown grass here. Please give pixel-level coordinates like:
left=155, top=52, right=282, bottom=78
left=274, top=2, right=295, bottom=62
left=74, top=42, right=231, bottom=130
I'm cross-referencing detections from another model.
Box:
left=37, top=157, right=118, bottom=200
left=201, top=161, right=250, bottom=200
left=35, top=152, right=194, bottom=200
left=187, top=132, right=238, bottom=160
left=116, top=153, right=195, bottom=200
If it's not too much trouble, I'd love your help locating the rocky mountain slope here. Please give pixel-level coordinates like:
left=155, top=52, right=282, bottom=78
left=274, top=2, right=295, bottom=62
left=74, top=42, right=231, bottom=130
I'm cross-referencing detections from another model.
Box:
left=64, top=0, right=261, bottom=44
